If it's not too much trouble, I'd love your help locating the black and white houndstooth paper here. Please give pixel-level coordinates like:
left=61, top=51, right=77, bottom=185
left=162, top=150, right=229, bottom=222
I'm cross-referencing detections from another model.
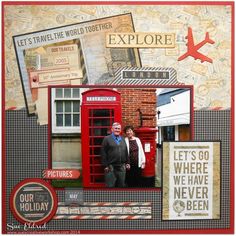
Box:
left=5, top=109, right=231, bottom=232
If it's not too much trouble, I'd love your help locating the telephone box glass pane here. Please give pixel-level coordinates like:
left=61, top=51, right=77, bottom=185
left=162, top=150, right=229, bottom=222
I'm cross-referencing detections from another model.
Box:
left=89, top=147, right=101, bottom=155
left=73, top=101, right=80, bottom=112
left=56, top=101, right=63, bottom=112
left=90, top=166, right=103, bottom=173
left=89, top=119, right=110, bottom=127
left=90, top=109, right=110, bottom=117
left=56, top=114, right=63, bottom=126
left=65, top=114, right=71, bottom=126
left=64, top=88, right=71, bottom=98
left=90, top=128, right=109, bottom=136
left=73, top=114, right=80, bottom=126
left=90, top=156, right=101, bottom=164
left=65, top=101, right=71, bottom=112
left=90, top=137, right=103, bottom=145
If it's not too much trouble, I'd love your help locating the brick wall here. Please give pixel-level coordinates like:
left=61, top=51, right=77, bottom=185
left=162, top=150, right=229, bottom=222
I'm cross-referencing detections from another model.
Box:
left=119, top=88, right=157, bottom=129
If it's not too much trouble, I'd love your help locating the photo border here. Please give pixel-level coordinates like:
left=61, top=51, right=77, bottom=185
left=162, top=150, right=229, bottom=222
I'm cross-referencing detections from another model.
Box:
left=48, top=84, right=194, bottom=191
left=2, top=1, right=234, bottom=234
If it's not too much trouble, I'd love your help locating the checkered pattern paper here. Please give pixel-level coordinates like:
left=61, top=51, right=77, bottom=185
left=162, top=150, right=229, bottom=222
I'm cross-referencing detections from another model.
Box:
left=5, top=109, right=231, bottom=231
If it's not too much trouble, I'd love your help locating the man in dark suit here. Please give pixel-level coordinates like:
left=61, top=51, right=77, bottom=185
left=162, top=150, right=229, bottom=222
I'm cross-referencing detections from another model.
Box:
left=101, top=122, right=130, bottom=187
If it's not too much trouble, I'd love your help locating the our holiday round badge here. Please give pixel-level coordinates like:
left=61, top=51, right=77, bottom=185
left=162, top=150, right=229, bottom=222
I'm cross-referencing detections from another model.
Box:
left=10, top=178, right=58, bottom=225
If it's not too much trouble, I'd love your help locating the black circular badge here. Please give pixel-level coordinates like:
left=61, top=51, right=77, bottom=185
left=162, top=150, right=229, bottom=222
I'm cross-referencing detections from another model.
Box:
left=10, top=179, right=58, bottom=225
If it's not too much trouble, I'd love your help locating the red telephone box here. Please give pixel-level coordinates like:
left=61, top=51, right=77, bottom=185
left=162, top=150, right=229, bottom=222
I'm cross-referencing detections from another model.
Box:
left=135, top=128, right=157, bottom=178
left=81, top=89, right=122, bottom=187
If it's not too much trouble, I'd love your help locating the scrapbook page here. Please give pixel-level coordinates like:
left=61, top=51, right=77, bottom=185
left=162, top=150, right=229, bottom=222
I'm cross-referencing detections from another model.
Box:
left=2, top=1, right=234, bottom=234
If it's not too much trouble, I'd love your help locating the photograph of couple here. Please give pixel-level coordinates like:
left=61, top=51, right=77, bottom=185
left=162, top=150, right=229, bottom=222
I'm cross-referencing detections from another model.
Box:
left=101, top=122, right=145, bottom=188
left=50, top=87, right=191, bottom=189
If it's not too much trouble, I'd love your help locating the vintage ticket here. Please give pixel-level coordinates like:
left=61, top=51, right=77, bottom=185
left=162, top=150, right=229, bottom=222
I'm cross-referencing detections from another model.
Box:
left=46, top=44, right=79, bottom=54
left=13, top=13, right=141, bottom=115
left=30, top=69, right=83, bottom=88
left=25, top=51, right=80, bottom=71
